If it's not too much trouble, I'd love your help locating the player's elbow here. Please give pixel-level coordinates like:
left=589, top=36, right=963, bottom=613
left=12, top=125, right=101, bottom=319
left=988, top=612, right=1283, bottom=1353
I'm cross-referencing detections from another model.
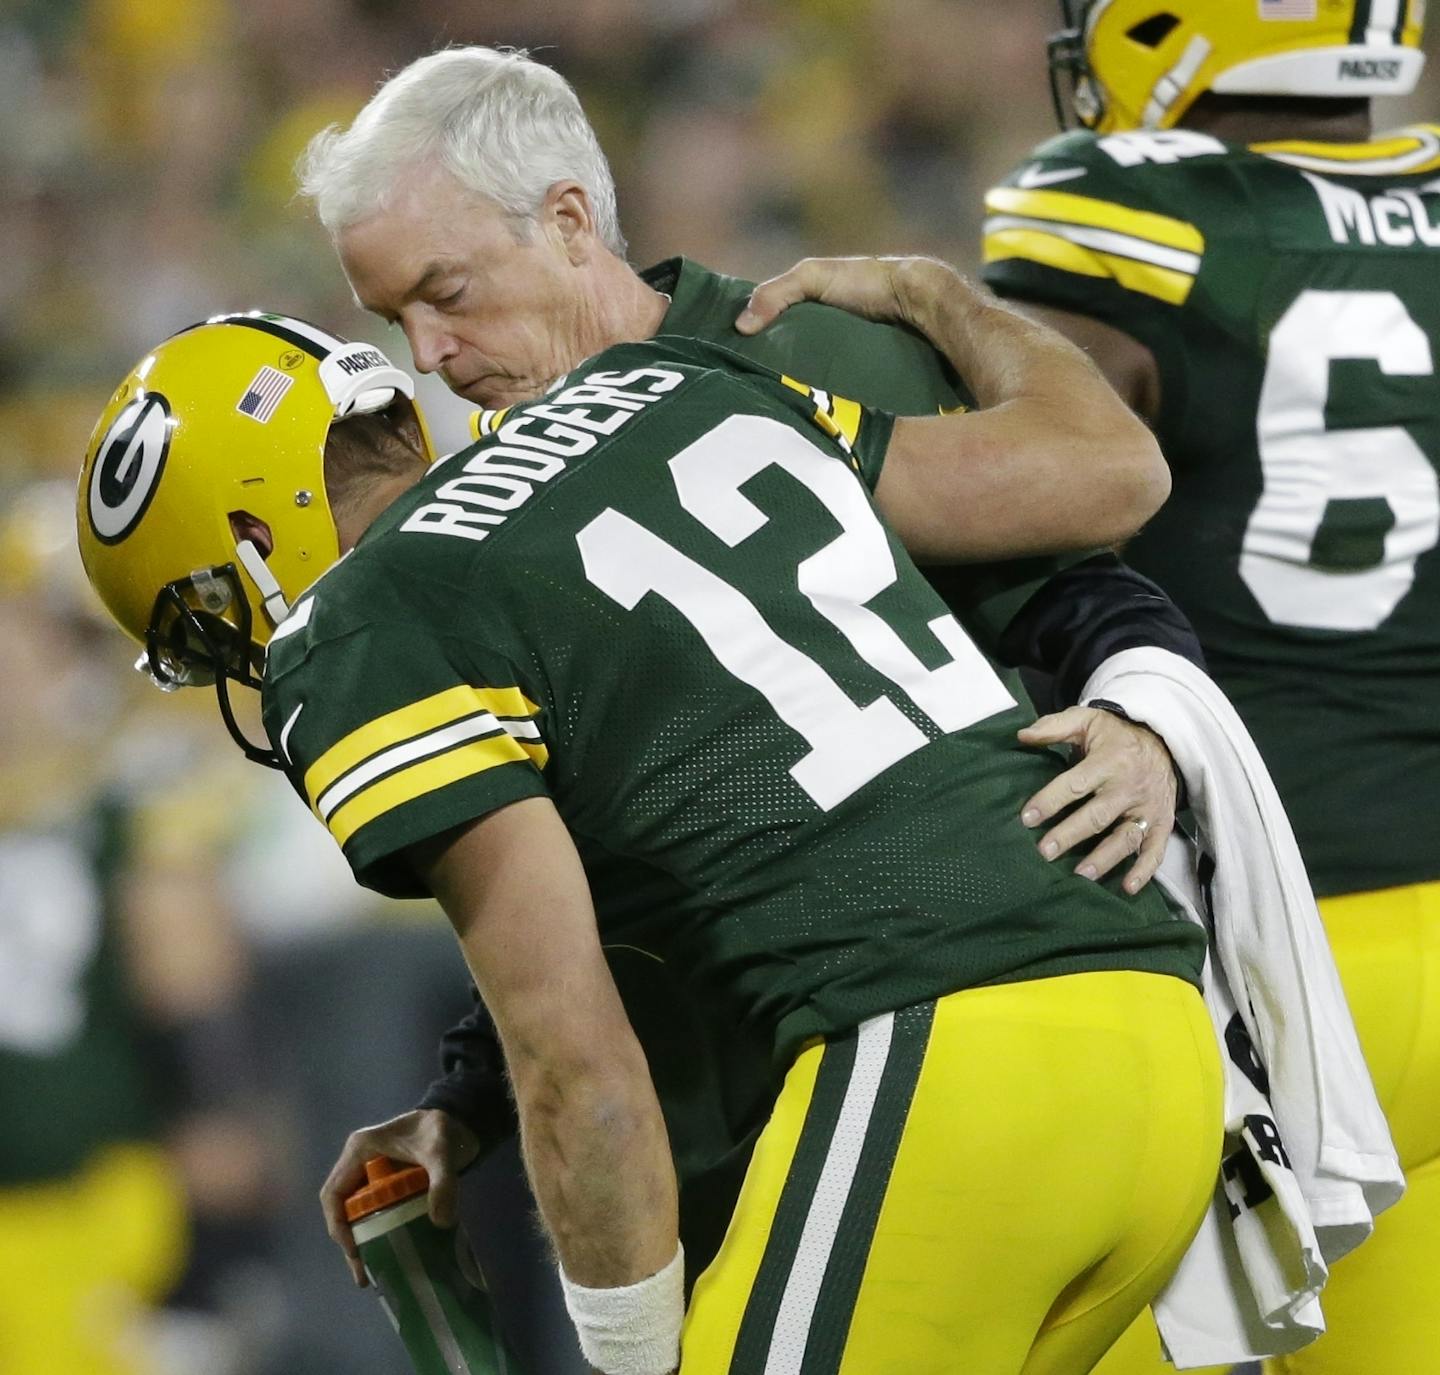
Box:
left=1085, top=420, right=1170, bottom=547
left=1118, top=428, right=1171, bottom=533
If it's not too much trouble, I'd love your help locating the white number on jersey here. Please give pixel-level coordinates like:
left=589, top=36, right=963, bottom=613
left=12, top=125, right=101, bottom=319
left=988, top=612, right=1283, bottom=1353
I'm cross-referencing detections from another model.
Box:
left=1097, top=130, right=1225, bottom=168
left=1243, top=289, right=1440, bottom=632
left=578, top=415, right=1015, bottom=810
left=0, top=833, right=102, bottom=1054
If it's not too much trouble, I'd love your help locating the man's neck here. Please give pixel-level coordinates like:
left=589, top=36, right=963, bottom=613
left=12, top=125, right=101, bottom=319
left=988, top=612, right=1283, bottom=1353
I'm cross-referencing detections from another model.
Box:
left=588, top=252, right=670, bottom=349
left=1180, top=94, right=1373, bottom=146
left=337, top=467, right=428, bottom=554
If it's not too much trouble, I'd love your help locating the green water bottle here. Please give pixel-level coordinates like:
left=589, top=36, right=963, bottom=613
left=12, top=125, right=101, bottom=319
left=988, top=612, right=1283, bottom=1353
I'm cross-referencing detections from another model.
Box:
left=346, top=1155, right=526, bottom=1375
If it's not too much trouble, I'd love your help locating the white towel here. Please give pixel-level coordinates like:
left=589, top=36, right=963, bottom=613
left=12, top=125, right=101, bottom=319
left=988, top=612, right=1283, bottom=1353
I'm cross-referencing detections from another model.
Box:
left=1081, top=648, right=1403, bottom=1368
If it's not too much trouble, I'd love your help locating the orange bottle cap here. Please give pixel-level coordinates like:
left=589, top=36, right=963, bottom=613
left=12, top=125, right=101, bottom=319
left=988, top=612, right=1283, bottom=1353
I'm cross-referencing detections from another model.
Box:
left=344, top=1156, right=431, bottom=1223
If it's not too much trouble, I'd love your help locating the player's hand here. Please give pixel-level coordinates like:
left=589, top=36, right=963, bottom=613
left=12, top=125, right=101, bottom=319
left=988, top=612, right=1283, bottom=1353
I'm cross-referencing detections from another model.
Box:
left=319, top=1108, right=482, bottom=1287
left=735, top=256, right=958, bottom=334
left=1017, top=705, right=1177, bottom=894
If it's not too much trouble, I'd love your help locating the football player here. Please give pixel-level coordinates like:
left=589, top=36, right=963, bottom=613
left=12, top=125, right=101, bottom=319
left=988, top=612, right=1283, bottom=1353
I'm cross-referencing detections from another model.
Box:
left=78, top=290, right=1224, bottom=1374
left=981, top=5, right=1438, bottom=1373
left=0, top=488, right=187, bottom=1375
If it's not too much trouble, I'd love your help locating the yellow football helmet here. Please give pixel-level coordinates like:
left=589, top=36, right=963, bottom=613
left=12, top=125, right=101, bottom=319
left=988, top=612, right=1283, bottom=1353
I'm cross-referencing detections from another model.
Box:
left=1049, top=0, right=1427, bottom=133
left=77, top=312, right=433, bottom=764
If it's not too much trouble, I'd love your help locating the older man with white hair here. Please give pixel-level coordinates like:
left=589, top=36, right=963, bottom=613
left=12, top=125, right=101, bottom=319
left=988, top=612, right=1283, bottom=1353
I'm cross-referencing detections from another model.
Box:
left=296, top=43, right=1211, bottom=1372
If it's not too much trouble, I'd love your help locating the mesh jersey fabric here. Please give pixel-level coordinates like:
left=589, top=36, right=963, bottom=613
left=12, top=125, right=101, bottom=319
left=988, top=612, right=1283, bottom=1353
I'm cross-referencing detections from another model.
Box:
left=982, top=125, right=1440, bottom=896
left=263, top=336, right=1204, bottom=1068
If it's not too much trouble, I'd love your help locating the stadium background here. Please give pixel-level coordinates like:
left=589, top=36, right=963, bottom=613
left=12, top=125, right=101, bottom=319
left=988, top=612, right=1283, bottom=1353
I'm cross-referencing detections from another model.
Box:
left=1, top=3, right=1436, bottom=1372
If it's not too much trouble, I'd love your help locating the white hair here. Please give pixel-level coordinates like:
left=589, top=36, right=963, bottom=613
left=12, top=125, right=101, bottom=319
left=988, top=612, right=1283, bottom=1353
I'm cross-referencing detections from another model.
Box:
left=296, top=46, right=625, bottom=253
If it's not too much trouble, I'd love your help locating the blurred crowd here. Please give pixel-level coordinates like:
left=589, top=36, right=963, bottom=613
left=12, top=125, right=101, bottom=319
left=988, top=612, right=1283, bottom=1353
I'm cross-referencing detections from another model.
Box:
left=2, top=2, right=1438, bottom=1373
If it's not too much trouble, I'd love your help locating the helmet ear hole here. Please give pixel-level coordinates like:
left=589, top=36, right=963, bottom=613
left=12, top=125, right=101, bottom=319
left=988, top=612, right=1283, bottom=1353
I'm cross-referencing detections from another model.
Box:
left=1126, top=12, right=1179, bottom=47
left=228, top=510, right=274, bottom=558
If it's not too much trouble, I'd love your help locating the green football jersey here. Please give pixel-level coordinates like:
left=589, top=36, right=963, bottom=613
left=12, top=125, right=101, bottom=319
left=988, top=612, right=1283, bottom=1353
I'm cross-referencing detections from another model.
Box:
left=263, top=337, right=1203, bottom=1065
left=0, top=804, right=157, bottom=1185
left=644, top=257, right=977, bottom=414
left=983, top=125, right=1440, bottom=897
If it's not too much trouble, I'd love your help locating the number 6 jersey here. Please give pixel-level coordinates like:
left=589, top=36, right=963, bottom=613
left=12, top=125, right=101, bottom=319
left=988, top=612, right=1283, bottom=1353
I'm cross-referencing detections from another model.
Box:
left=983, top=125, right=1440, bottom=897
left=261, top=337, right=1203, bottom=1062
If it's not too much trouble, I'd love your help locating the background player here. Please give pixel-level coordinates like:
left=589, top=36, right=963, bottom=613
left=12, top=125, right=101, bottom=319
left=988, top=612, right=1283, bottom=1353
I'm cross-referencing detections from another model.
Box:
left=982, top=5, right=1439, bottom=1372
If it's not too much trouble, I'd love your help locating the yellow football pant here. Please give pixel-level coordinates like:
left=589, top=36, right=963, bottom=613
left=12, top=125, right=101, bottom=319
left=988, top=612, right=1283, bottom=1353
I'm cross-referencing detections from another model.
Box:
left=681, top=970, right=1222, bottom=1374
left=0, top=1144, right=187, bottom=1375
left=1092, top=879, right=1440, bottom=1375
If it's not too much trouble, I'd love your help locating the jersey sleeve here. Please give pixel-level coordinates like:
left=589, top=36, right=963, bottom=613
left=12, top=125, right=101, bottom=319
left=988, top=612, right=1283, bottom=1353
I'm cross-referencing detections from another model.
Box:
left=981, top=131, right=1209, bottom=348
left=262, top=611, right=549, bottom=900
left=773, top=373, right=896, bottom=490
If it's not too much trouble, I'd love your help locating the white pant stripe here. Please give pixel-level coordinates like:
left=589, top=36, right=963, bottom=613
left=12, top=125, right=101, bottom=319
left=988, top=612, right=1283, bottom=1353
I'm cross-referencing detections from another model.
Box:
left=762, top=1012, right=895, bottom=1375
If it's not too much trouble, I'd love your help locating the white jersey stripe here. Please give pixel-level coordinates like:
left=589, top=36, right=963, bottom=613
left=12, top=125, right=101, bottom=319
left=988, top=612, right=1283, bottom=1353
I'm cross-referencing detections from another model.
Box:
left=497, top=715, right=543, bottom=741
left=762, top=1012, right=895, bottom=1375
left=1260, top=127, right=1440, bottom=176
left=316, top=711, right=505, bottom=821
left=984, top=214, right=1203, bottom=275
left=269, top=596, right=314, bottom=645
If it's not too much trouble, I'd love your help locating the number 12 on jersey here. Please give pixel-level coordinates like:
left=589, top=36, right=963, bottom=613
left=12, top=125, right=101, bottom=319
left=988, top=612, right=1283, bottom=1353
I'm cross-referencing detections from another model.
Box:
left=577, top=414, right=1015, bottom=810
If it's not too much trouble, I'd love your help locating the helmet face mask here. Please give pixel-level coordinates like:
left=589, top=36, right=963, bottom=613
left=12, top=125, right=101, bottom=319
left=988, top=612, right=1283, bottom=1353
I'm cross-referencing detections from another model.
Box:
left=144, top=565, right=281, bottom=766
left=78, top=313, right=433, bottom=770
left=1046, top=0, right=1426, bottom=134
left=1048, top=0, right=1104, bottom=129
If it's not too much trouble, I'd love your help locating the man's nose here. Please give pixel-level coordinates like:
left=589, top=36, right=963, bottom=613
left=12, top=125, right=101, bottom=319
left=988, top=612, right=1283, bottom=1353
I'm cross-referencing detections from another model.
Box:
left=405, top=315, right=457, bottom=375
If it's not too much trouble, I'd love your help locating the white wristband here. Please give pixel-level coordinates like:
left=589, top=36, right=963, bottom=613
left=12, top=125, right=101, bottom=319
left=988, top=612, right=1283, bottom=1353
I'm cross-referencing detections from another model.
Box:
left=559, top=1243, right=685, bottom=1375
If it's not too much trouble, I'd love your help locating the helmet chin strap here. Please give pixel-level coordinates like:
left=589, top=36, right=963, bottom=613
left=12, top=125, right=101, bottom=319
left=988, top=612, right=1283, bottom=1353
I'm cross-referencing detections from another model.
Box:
left=234, top=538, right=290, bottom=627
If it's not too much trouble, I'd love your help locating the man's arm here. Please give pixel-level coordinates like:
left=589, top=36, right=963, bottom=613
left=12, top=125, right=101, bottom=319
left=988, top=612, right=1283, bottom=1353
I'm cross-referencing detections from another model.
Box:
left=414, top=797, right=679, bottom=1291
left=739, top=256, right=1169, bottom=560
left=1017, top=303, right=1162, bottom=425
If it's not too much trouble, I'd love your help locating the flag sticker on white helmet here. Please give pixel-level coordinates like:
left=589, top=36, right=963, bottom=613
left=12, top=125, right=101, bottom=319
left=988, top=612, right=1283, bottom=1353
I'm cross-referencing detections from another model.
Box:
left=237, top=366, right=295, bottom=424
left=1260, top=0, right=1317, bottom=18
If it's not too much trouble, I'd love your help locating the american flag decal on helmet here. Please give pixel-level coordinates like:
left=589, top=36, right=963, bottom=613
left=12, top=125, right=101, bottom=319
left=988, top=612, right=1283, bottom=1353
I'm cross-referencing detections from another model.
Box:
left=236, top=366, right=295, bottom=424
left=1259, top=0, right=1317, bottom=18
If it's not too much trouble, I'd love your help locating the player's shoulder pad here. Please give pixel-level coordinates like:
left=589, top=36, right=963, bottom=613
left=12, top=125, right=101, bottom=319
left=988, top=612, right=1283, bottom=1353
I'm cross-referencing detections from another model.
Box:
left=985, top=128, right=1217, bottom=310
left=653, top=333, right=869, bottom=460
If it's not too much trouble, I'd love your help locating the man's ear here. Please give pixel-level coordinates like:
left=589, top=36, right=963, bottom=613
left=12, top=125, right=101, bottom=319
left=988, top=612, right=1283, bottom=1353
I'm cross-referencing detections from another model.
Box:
left=228, top=510, right=274, bottom=557
left=546, top=182, right=597, bottom=263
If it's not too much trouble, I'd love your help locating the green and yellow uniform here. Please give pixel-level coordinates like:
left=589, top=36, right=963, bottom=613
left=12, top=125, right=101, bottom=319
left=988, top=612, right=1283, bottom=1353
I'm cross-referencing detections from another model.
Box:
left=984, top=125, right=1440, bottom=1375
left=269, top=337, right=1218, bottom=1372
left=0, top=800, right=185, bottom=1375
left=982, top=125, right=1440, bottom=898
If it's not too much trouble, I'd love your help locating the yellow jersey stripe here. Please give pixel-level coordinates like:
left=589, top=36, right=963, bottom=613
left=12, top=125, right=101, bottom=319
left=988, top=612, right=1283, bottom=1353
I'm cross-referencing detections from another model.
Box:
left=467, top=406, right=513, bottom=441
left=1253, top=125, right=1440, bottom=175
left=986, top=186, right=1204, bottom=256
left=828, top=395, right=862, bottom=448
left=983, top=226, right=1196, bottom=307
left=780, top=377, right=863, bottom=451
left=327, top=731, right=534, bottom=848
left=304, top=684, right=540, bottom=810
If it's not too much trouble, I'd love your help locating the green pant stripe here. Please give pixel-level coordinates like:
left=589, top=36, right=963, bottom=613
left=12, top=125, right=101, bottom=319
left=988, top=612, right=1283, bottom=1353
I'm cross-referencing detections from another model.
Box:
left=798, top=1001, right=935, bottom=1375
left=729, top=1035, right=858, bottom=1375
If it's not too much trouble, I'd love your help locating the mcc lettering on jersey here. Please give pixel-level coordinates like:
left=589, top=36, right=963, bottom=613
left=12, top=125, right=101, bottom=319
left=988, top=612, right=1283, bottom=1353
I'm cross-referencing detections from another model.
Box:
left=1304, top=170, right=1440, bottom=246
left=401, top=365, right=685, bottom=544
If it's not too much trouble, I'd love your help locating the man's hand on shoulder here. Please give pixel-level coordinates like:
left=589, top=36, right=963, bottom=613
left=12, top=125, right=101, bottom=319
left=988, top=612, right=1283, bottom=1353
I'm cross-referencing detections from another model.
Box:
left=319, top=1107, right=482, bottom=1286
left=736, top=255, right=955, bottom=334
left=1017, top=705, right=1178, bottom=894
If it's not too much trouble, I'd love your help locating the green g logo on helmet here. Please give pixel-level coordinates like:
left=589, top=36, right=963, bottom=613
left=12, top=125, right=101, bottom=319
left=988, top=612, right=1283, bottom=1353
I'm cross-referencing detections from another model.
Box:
left=86, top=393, right=174, bottom=545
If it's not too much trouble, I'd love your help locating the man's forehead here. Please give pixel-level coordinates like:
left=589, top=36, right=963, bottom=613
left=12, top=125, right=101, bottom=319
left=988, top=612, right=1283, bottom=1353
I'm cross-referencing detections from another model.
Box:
left=338, top=173, right=505, bottom=290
